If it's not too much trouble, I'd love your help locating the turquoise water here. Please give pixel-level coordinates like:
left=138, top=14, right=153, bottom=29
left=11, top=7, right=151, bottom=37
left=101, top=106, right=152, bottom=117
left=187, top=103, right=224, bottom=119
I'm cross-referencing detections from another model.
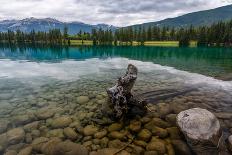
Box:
left=0, top=45, right=232, bottom=154
left=1, top=46, right=232, bottom=79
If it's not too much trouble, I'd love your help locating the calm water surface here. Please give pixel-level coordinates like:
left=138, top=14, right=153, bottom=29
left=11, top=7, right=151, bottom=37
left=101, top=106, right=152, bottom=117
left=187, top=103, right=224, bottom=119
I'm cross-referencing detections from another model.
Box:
left=0, top=45, right=232, bottom=154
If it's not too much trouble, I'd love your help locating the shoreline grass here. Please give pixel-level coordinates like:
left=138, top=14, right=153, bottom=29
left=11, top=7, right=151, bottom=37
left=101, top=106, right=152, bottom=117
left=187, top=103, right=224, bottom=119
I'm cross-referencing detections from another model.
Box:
left=70, top=40, right=198, bottom=47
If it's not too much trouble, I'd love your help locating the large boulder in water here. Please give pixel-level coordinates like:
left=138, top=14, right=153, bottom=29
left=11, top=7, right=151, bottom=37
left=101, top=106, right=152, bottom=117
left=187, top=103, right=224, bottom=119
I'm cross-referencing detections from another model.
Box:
left=177, top=108, right=228, bottom=155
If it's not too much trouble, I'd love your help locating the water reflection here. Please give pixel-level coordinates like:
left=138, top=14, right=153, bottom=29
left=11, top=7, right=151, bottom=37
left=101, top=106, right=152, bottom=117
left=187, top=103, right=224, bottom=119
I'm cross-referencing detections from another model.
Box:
left=0, top=45, right=232, bottom=79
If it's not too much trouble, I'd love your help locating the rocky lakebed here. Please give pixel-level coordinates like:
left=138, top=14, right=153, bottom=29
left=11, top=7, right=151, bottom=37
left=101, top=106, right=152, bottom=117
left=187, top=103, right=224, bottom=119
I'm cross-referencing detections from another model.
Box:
left=0, top=70, right=232, bottom=155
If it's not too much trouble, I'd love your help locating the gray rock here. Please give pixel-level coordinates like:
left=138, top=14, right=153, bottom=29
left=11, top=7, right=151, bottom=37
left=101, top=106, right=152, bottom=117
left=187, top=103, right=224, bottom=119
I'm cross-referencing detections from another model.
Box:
left=177, top=108, right=226, bottom=155
left=6, top=128, right=25, bottom=145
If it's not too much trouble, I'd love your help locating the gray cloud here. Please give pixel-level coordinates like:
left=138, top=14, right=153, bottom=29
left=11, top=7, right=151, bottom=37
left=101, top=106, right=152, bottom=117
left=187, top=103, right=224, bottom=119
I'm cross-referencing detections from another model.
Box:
left=0, top=0, right=230, bottom=26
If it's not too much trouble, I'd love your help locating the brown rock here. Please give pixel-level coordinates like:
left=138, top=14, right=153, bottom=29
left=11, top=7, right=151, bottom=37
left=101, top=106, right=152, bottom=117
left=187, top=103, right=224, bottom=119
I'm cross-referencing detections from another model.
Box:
left=166, top=127, right=181, bottom=140
left=41, top=138, right=62, bottom=155
left=32, top=137, right=49, bottom=152
left=6, top=128, right=25, bottom=145
left=108, top=139, right=127, bottom=149
left=52, top=141, right=89, bottom=155
left=108, top=123, right=123, bottom=132
left=108, top=131, right=127, bottom=140
left=171, top=140, right=192, bottom=155
left=144, top=118, right=171, bottom=130
left=83, top=125, right=98, bottom=136
left=90, top=148, right=130, bottom=155
left=35, top=108, right=55, bottom=120
left=94, top=130, right=107, bottom=139
left=129, top=121, right=141, bottom=132
left=133, top=140, right=147, bottom=148
left=146, top=140, right=166, bottom=154
left=151, top=126, right=168, bottom=138
left=18, top=146, right=32, bottom=155
left=63, top=127, right=78, bottom=140
left=137, top=129, right=152, bottom=142
left=51, top=116, right=72, bottom=128
left=144, top=151, right=158, bottom=155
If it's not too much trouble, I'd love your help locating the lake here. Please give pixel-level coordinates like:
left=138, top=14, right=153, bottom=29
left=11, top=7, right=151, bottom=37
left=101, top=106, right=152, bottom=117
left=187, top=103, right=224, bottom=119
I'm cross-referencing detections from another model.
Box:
left=0, top=45, right=232, bottom=154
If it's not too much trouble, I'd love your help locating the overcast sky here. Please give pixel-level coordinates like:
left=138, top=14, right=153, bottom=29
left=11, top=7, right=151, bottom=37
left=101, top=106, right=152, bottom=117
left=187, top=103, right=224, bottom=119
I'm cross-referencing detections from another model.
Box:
left=0, top=0, right=231, bottom=26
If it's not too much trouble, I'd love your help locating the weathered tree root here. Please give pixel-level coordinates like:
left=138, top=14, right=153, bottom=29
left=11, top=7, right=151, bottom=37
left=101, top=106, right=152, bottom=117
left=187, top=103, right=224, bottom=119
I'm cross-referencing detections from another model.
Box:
left=105, top=64, right=147, bottom=120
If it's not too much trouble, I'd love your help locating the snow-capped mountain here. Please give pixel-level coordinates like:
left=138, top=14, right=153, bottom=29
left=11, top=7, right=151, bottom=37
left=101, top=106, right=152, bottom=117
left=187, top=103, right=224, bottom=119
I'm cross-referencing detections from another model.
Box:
left=0, top=17, right=117, bottom=35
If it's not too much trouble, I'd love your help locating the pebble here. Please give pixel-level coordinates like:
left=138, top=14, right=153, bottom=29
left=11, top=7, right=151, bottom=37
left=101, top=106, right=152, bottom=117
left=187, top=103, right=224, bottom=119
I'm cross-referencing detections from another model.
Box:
left=137, top=129, right=152, bottom=142
left=108, top=123, right=123, bottom=132
left=83, top=125, right=99, bottom=136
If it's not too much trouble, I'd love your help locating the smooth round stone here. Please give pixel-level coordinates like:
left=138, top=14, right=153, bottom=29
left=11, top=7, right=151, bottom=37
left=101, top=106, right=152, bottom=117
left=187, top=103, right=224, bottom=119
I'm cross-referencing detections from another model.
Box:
left=171, top=140, right=192, bottom=155
left=108, top=123, right=123, bottom=132
left=129, top=121, right=141, bottom=132
left=18, top=146, right=32, bottom=155
left=77, top=96, right=90, bottom=104
left=108, top=131, right=127, bottom=140
left=6, top=128, right=25, bottom=145
left=32, top=137, right=49, bottom=152
left=151, top=126, right=168, bottom=138
left=83, top=125, right=98, bottom=136
left=35, top=108, right=55, bottom=120
left=166, top=127, right=181, bottom=140
left=100, top=137, right=109, bottom=148
left=47, top=129, right=64, bottom=139
left=23, top=121, right=39, bottom=132
left=90, top=148, right=130, bottom=155
left=133, top=140, right=147, bottom=148
left=64, top=127, right=78, bottom=140
left=52, top=141, right=89, bottom=155
left=137, top=129, right=152, bottom=142
left=51, top=116, right=72, bottom=128
left=146, top=141, right=166, bottom=154
left=4, top=150, right=17, bottom=155
left=94, top=130, right=107, bottom=139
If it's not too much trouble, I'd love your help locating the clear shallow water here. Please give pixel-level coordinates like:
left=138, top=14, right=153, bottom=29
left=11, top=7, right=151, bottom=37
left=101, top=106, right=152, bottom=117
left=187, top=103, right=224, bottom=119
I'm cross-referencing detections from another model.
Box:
left=0, top=45, right=232, bottom=154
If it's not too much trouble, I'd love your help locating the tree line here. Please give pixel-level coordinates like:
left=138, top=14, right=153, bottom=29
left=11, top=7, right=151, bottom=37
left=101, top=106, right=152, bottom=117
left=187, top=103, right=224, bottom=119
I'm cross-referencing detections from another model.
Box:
left=90, top=19, right=232, bottom=46
left=0, top=19, right=232, bottom=46
left=0, top=27, right=70, bottom=45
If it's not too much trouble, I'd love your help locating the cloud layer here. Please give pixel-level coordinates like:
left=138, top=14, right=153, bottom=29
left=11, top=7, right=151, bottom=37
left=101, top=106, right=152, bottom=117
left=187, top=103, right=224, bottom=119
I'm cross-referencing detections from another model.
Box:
left=0, top=0, right=231, bottom=26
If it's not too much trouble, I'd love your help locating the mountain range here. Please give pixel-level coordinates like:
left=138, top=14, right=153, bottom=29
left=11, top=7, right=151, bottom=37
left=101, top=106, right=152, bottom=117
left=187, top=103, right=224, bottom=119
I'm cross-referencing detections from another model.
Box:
left=0, top=4, right=232, bottom=34
left=0, top=17, right=117, bottom=35
left=130, top=4, right=232, bottom=29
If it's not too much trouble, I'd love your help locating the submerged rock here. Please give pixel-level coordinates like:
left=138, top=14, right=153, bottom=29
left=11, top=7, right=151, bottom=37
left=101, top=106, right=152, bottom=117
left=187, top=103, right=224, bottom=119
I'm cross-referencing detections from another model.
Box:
left=228, top=135, right=232, bottom=152
left=18, top=146, right=32, bottom=155
left=52, top=141, right=89, bottom=155
left=129, top=120, right=141, bottom=132
left=63, top=127, right=78, bottom=140
left=137, top=129, right=152, bottom=142
left=0, top=120, right=9, bottom=134
left=77, top=96, right=90, bottom=104
left=83, top=125, right=98, bottom=136
left=6, top=128, right=25, bottom=145
left=51, top=116, right=72, bottom=128
left=177, top=108, right=227, bottom=155
left=91, top=148, right=130, bottom=155
left=108, top=123, right=123, bottom=132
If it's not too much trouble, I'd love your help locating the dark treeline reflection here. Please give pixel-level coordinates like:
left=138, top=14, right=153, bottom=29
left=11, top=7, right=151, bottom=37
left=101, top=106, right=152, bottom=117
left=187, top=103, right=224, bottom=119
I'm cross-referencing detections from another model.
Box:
left=0, top=44, right=232, bottom=78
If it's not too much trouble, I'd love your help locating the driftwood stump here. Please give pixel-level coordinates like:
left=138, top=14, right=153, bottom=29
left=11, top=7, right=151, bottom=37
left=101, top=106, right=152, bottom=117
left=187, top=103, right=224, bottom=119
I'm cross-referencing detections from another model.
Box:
left=177, top=108, right=229, bottom=155
left=104, top=64, right=147, bottom=120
